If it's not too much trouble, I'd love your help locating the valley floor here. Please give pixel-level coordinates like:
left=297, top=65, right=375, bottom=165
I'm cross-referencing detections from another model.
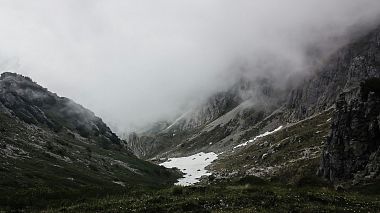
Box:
left=2, top=177, right=380, bottom=213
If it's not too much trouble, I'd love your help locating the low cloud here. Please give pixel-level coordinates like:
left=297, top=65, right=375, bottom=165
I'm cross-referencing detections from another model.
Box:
left=0, top=0, right=379, bottom=132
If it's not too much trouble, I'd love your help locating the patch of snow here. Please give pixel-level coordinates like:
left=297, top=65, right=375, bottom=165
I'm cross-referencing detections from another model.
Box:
left=112, top=181, right=126, bottom=187
left=160, top=152, right=218, bottom=186
left=234, top=126, right=283, bottom=149
left=326, top=118, right=332, bottom=122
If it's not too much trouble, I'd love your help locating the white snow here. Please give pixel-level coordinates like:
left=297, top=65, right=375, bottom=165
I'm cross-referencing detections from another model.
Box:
left=234, top=126, right=283, bottom=149
left=112, top=181, right=126, bottom=187
left=160, top=152, right=218, bottom=186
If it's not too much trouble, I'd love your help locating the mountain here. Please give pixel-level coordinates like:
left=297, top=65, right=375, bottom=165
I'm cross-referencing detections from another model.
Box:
left=127, top=24, right=380, bottom=186
left=0, top=72, right=178, bottom=199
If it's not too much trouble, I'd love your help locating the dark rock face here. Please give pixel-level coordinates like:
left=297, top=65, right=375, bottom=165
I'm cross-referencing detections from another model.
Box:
left=0, top=72, right=121, bottom=147
left=286, top=26, right=380, bottom=121
left=319, top=80, right=380, bottom=183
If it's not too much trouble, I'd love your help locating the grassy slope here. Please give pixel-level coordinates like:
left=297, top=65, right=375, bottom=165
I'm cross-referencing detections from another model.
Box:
left=39, top=177, right=380, bottom=213
left=0, top=113, right=179, bottom=210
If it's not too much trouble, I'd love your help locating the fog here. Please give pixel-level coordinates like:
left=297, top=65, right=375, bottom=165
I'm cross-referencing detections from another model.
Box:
left=0, top=0, right=379, bottom=132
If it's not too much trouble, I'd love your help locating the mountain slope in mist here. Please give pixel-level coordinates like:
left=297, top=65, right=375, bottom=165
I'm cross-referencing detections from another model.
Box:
left=127, top=24, right=380, bottom=186
left=0, top=72, right=178, bottom=202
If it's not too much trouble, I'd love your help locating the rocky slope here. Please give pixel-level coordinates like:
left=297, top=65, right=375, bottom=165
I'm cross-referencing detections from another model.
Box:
left=212, top=25, right=380, bottom=183
left=0, top=72, right=178, bottom=195
left=126, top=76, right=286, bottom=159
left=211, top=108, right=333, bottom=184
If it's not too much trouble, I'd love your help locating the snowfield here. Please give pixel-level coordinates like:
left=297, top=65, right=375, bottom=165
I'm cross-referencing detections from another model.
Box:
left=160, top=152, right=218, bottom=186
left=234, top=126, right=283, bottom=149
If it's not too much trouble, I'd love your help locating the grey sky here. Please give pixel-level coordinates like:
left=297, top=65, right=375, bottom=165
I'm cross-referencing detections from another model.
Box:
left=0, top=0, right=379, bottom=132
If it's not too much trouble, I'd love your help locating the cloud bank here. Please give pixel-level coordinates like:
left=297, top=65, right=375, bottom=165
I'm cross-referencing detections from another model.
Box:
left=0, top=0, right=379, bottom=132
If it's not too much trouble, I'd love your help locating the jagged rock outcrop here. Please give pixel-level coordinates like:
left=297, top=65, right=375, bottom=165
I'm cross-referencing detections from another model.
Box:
left=319, top=78, right=380, bottom=183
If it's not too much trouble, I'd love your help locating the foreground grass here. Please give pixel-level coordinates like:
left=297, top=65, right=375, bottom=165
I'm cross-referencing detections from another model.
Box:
left=3, top=177, right=378, bottom=213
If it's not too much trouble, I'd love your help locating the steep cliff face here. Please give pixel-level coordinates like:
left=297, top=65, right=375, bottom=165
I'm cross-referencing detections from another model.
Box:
left=319, top=79, right=380, bottom=184
left=286, top=26, right=380, bottom=121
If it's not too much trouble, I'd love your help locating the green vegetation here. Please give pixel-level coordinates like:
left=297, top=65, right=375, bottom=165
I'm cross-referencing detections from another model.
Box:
left=213, top=109, right=333, bottom=184
left=0, top=112, right=180, bottom=211
left=2, top=177, right=379, bottom=212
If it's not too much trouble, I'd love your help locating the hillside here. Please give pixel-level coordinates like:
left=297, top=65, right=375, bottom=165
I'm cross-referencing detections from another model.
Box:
left=0, top=73, right=179, bottom=210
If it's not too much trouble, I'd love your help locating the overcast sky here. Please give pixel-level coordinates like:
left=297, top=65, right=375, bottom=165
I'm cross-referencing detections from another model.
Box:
left=0, top=1, right=379, bottom=132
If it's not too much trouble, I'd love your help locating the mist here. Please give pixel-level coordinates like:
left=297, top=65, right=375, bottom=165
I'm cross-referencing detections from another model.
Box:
left=0, top=0, right=379, bottom=132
